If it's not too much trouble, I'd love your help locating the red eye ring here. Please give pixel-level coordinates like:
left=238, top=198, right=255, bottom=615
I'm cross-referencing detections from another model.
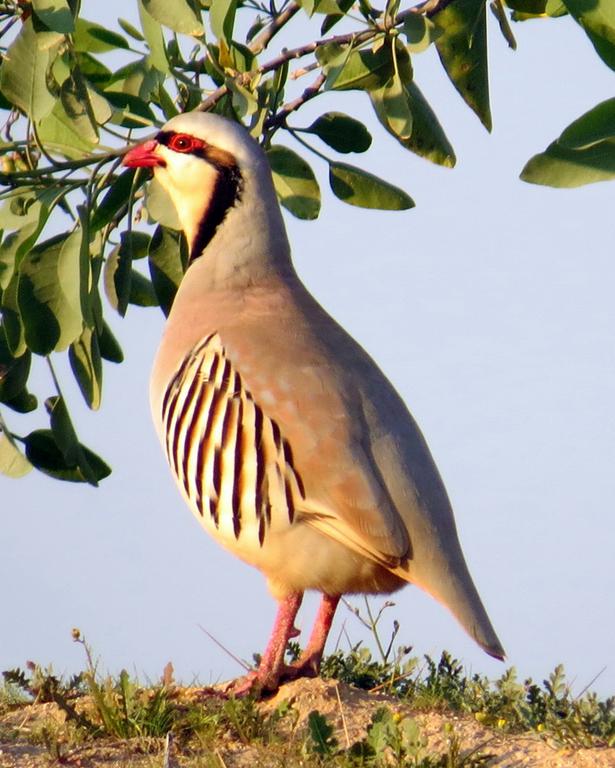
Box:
left=168, top=133, right=202, bottom=153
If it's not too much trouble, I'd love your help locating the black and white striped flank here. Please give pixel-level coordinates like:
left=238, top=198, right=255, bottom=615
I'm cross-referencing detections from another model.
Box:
left=161, top=333, right=305, bottom=544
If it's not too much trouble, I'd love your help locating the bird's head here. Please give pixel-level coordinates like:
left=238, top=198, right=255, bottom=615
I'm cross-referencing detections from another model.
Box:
left=123, top=112, right=275, bottom=261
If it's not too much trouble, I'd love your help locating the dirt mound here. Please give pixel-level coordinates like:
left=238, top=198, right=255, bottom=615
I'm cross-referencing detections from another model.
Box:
left=0, top=677, right=613, bottom=767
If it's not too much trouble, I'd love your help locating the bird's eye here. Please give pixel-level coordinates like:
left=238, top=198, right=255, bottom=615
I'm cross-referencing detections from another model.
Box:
left=168, top=134, right=199, bottom=153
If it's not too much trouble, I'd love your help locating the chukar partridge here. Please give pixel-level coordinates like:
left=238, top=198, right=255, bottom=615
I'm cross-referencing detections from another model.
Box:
left=123, top=111, right=504, bottom=695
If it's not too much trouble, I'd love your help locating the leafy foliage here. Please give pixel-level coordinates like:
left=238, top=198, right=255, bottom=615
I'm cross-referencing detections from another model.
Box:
left=322, top=647, right=615, bottom=749
left=0, top=0, right=614, bottom=483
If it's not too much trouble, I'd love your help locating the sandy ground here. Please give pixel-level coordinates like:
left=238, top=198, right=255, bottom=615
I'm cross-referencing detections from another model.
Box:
left=0, top=677, right=613, bottom=767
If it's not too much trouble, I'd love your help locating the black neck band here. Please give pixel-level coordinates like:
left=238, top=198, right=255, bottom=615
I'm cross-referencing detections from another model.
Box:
left=190, top=163, right=243, bottom=262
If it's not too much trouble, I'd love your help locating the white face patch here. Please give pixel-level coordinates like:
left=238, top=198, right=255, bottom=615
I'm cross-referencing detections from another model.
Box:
left=154, top=149, right=221, bottom=250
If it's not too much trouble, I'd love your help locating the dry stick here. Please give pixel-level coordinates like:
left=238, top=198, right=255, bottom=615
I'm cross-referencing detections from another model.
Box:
left=334, top=683, right=351, bottom=749
left=198, top=0, right=459, bottom=112
left=198, top=624, right=252, bottom=671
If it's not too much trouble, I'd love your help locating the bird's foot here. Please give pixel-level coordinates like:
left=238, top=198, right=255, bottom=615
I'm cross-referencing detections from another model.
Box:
left=281, top=652, right=321, bottom=682
left=225, top=654, right=319, bottom=698
left=225, top=667, right=287, bottom=698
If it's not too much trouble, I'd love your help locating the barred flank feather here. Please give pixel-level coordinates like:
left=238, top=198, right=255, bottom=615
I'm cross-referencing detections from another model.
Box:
left=161, top=333, right=305, bottom=543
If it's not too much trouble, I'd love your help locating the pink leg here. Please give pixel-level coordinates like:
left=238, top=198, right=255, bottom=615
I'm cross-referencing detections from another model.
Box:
left=230, top=592, right=303, bottom=696
left=288, top=593, right=340, bottom=678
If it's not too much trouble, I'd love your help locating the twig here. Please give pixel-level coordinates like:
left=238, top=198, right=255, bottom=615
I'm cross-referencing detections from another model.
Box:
left=265, top=71, right=326, bottom=128
left=415, top=0, right=458, bottom=17
left=0, top=150, right=122, bottom=182
left=250, top=0, right=301, bottom=54
left=290, top=61, right=319, bottom=79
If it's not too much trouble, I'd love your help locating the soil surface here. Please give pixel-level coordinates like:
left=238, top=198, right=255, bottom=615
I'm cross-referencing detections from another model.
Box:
left=0, top=677, right=613, bottom=767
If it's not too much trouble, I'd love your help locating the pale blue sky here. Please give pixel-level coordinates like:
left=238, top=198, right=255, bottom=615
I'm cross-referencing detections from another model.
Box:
left=2, top=2, right=614, bottom=697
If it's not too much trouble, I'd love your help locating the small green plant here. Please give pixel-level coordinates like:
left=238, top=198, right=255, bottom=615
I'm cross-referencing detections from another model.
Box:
left=319, top=598, right=615, bottom=749
left=0, top=675, right=30, bottom=713
left=305, top=710, right=338, bottom=759
left=303, top=707, right=491, bottom=767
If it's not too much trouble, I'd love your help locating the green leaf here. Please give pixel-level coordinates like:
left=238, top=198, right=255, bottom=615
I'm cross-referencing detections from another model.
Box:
left=148, top=226, right=187, bottom=316
left=118, top=18, right=145, bottom=41
left=18, top=231, right=84, bottom=355
left=104, top=90, right=156, bottom=128
left=58, top=72, right=99, bottom=141
left=521, top=138, right=615, bottom=187
left=0, top=19, right=60, bottom=121
left=45, top=395, right=109, bottom=485
left=434, top=0, right=491, bottom=130
left=563, top=0, right=615, bottom=70
left=0, top=193, right=42, bottom=232
left=104, top=233, right=134, bottom=317
left=316, top=0, right=354, bottom=15
left=0, top=432, right=32, bottom=479
left=76, top=206, right=94, bottom=330
left=154, top=83, right=180, bottom=120
left=138, top=0, right=170, bottom=74
left=86, top=85, right=113, bottom=125
left=267, top=145, right=321, bottom=220
left=210, top=0, right=237, bottom=43
left=36, top=102, right=98, bottom=159
left=365, top=708, right=398, bottom=754
left=69, top=327, right=102, bottom=410
left=129, top=269, right=158, bottom=307
left=377, top=75, right=413, bottom=140
left=76, top=53, right=113, bottom=87
left=24, top=428, right=111, bottom=484
left=98, top=320, right=124, bottom=363
left=0, top=197, right=43, bottom=290
left=3, top=389, right=38, bottom=414
left=329, top=162, right=414, bottom=209
left=297, top=0, right=316, bottom=16
left=228, top=78, right=259, bottom=117
left=305, top=112, right=372, bottom=153
left=307, top=711, right=337, bottom=757
left=108, top=58, right=162, bottom=100
left=370, top=80, right=456, bottom=167
left=122, top=231, right=151, bottom=260
left=506, top=0, right=566, bottom=16
left=402, top=13, right=442, bottom=52
left=0, top=336, right=31, bottom=404
left=145, top=178, right=182, bottom=229
left=141, top=0, right=204, bottom=35
left=317, top=42, right=395, bottom=91
left=73, top=19, right=129, bottom=52
left=91, top=169, right=138, bottom=232
left=490, top=0, right=517, bottom=49
left=558, top=98, right=615, bottom=149
left=31, top=0, right=74, bottom=33
left=1, top=277, right=27, bottom=357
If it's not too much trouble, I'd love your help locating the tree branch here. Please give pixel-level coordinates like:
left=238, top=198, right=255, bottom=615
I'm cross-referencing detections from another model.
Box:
left=198, top=0, right=459, bottom=112
left=265, top=72, right=326, bottom=128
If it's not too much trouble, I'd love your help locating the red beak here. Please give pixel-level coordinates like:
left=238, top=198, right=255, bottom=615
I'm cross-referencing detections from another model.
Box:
left=122, top=139, right=165, bottom=168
